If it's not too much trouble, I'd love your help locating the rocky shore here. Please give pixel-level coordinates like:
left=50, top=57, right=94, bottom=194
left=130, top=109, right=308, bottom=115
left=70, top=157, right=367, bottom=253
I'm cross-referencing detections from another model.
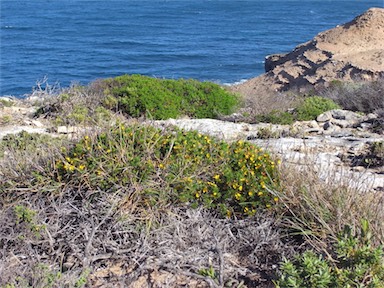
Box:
left=230, top=7, right=384, bottom=95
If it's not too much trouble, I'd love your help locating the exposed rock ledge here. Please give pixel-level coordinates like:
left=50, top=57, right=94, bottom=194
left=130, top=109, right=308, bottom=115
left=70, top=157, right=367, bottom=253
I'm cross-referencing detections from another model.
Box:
left=1, top=98, right=383, bottom=192
left=151, top=113, right=383, bottom=192
left=231, top=8, right=384, bottom=95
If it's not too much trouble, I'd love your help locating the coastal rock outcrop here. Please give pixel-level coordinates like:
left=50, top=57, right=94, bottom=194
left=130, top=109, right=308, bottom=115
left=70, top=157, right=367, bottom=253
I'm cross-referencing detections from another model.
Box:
left=152, top=115, right=384, bottom=192
left=232, top=7, right=384, bottom=94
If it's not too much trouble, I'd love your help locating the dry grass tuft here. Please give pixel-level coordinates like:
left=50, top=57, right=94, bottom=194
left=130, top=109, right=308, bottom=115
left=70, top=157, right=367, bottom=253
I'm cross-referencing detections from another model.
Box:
left=318, top=78, right=384, bottom=114
left=275, top=161, right=384, bottom=251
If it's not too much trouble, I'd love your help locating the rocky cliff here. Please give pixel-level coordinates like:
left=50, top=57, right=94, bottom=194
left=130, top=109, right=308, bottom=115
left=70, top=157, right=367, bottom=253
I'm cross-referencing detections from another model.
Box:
left=232, top=7, right=384, bottom=94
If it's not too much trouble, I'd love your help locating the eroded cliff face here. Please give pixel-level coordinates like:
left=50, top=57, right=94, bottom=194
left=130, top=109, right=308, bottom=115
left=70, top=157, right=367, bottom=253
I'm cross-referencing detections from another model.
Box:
left=233, top=8, right=384, bottom=94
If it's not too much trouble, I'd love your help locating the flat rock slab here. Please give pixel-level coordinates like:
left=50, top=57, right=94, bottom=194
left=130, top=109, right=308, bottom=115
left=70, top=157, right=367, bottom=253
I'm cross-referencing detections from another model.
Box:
left=152, top=119, right=384, bottom=192
left=0, top=125, right=48, bottom=139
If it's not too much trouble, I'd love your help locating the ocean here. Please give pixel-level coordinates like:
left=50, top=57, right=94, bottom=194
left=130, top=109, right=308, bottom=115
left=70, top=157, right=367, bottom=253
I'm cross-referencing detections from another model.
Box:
left=1, top=0, right=383, bottom=97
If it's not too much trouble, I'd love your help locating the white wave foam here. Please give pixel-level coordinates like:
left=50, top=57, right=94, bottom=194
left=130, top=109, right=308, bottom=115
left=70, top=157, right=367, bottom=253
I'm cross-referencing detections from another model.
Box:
left=222, top=79, right=249, bottom=86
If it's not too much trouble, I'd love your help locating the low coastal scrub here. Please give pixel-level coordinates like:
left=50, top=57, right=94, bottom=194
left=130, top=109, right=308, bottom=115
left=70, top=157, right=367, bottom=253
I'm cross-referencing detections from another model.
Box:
left=36, top=74, right=239, bottom=125
left=255, top=96, right=340, bottom=124
left=1, top=126, right=383, bottom=287
left=319, top=79, right=384, bottom=134
left=0, top=127, right=283, bottom=287
left=54, top=124, right=279, bottom=217
left=1, top=75, right=383, bottom=287
left=101, top=74, right=239, bottom=119
left=276, top=220, right=384, bottom=288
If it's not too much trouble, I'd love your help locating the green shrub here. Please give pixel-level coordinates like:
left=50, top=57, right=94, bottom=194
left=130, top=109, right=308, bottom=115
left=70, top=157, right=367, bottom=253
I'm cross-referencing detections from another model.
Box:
left=0, top=98, right=14, bottom=107
left=295, top=96, right=340, bottom=121
left=14, top=205, right=45, bottom=238
left=101, top=74, right=239, bottom=119
left=276, top=220, right=384, bottom=288
left=254, top=96, right=339, bottom=124
left=52, top=125, right=279, bottom=217
left=0, top=131, right=64, bottom=157
left=277, top=251, right=332, bottom=288
left=67, top=105, right=89, bottom=123
left=1, top=115, right=12, bottom=124
left=257, top=126, right=280, bottom=139
left=255, top=110, right=295, bottom=125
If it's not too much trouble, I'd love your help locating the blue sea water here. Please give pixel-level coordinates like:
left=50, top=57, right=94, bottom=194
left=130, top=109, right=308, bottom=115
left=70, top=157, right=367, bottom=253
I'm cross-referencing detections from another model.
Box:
left=1, top=0, right=383, bottom=97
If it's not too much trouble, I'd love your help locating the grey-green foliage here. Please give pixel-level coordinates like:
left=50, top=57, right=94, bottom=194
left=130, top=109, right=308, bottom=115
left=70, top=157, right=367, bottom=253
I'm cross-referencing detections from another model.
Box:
left=276, top=219, right=384, bottom=288
left=255, top=96, right=340, bottom=124
left=277, top=251, right=332, bottom=288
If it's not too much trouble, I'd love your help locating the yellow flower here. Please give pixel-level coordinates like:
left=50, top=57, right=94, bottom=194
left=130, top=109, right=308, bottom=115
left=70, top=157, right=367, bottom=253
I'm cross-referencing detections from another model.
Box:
left=248, top=191, right=253, bottom=196
left=266, top=204, right=271, bottom=208
left=235, top=193, right=241, bottom=200
left=159, top=163, right=165, bottom=169
left=202, top=187, right=208, bottom=193
left=213, top=174, right=220, bottom=181
left=232, top=183, right=238, bottom=189
left=244, top=207, right=249, bottom=213
left=238, top=185, right=243, bottom=191
left=258, top=191, right=263, bottom=196
left=213, top=192, right=217, bottom=197
left=65, top=156, right=71, bottom=162
left=195, top=193, right=200, bottom=198
left=274, top=197, right=279, bottom=202
left=206, top=153, right=210, bottom=159
left=226, top=210, right=231, bottom=218
left=260, top=182, right=266, bottom=189
left=78, top=164, right=85, bottom=171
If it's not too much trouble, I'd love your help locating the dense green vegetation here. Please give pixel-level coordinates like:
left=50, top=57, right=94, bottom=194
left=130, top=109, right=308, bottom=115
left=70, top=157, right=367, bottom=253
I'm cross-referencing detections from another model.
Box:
left=36, top=74, right=239, bottom=125
left=55, top=125, right=279, bottom=217
left=101, top=74, right=239, bottom=119
left=276, top=220, right=384, bottom=288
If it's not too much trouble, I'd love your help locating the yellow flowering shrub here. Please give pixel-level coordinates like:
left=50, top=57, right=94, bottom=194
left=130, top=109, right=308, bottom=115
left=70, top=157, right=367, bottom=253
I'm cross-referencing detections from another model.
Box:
left=54, top=125, right=279, bottom=217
